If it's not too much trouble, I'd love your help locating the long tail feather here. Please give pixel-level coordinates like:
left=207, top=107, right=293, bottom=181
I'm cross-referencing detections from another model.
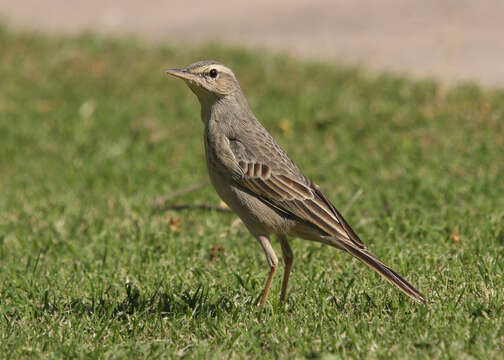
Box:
left=336, top=239, right=426, bottom=303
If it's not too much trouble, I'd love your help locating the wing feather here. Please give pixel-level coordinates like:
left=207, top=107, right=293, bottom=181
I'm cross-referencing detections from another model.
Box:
left=234, top=158, right=365, bottom=249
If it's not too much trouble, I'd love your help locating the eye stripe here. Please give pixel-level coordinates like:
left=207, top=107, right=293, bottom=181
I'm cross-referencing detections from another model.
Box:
left=204, top=64, right=235, bottom=77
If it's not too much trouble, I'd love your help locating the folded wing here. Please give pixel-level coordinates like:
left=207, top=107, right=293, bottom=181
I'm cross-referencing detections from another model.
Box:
left=233, top=158, right=366, bottom=250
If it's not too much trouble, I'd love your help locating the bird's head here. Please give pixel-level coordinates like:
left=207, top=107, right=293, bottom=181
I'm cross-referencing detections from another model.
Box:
left=166, top=60, right=240, bottom=104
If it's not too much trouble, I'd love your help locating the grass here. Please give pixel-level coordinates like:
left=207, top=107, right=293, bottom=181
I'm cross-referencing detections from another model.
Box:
left=0, top=27, right=503, bottom=359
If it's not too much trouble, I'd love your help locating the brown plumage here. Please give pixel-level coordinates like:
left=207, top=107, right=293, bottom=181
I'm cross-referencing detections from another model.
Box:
left=166, top=60, right=426, bottom=306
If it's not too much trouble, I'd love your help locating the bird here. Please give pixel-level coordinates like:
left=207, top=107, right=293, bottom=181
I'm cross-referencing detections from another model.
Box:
left=165, top=60, right=426, bottom=307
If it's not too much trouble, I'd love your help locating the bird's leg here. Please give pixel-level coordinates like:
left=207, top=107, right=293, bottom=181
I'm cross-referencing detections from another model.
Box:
left=278, top=235, right=293, bottom=303
left=256, top=235, right=278, bottom=307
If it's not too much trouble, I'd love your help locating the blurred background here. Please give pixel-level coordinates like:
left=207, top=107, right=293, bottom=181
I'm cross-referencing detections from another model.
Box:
left=1, top=0, right=503, bottom=88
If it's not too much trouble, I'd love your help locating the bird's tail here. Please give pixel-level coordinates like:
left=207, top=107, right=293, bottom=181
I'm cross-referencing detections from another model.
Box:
left=333, top=238, right=426, bottom=304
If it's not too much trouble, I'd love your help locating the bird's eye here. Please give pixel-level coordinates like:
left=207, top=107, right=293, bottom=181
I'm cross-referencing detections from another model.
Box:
left=209, top=69, right=218, bottom=78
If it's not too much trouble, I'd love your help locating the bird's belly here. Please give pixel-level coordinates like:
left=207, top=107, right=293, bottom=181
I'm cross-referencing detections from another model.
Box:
left=207, top=169, right=293, bottom=236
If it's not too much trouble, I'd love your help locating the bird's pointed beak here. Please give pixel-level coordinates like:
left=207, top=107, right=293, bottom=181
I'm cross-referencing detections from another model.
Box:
left=165, top=68, right=198, bottom=82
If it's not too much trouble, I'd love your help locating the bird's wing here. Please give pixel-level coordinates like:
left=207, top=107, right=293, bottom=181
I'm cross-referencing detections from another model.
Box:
left=227, top=140, right=366, bottom=249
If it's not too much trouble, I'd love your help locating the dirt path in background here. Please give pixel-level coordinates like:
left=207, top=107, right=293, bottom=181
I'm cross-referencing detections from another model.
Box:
left=1, top=0, right=503, bottom=88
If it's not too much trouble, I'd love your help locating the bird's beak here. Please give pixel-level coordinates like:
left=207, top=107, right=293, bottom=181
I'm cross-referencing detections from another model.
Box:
left=165, top=68, right=199, bottom=82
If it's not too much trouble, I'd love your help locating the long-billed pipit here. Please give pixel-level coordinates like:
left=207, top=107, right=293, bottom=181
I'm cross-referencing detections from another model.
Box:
left=166, top=61, right=425, bottom=306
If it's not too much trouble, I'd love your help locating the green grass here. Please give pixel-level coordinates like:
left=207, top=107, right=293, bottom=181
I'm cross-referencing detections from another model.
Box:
left=1, top=27, right=503, bottom=359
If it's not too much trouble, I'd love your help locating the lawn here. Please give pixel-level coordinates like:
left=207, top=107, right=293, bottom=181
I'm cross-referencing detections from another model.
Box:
left=0, top=27, right=503, bottom=359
